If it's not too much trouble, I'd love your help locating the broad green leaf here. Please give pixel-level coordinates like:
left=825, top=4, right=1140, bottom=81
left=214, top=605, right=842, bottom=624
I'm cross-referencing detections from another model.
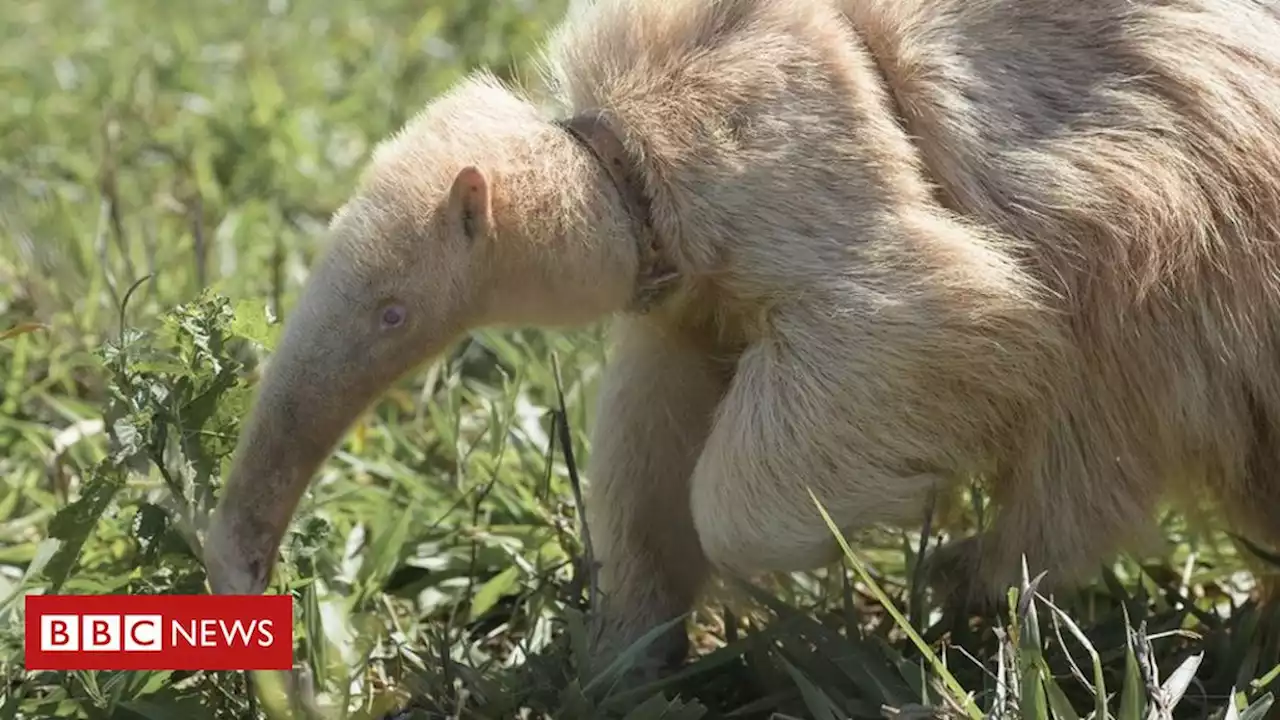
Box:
left=230, top=298, right=280, bottom=351
left=469, top=564, right=521, bottom=622
left=42, top=467, right=127, bottom=593
left=1043, top=674, right=1081, bottom=720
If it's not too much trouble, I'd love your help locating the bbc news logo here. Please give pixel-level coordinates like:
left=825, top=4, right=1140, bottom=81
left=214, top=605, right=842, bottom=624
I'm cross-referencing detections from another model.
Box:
left=25, top=594, right=293, bottom=671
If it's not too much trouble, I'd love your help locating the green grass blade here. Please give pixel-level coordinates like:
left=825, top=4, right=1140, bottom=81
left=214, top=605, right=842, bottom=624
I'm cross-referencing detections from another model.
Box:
left=777, top=655, right=846, bottom=720
left=808, top=488, right=982, bottom=719
left=1237, top=692, right=1274, bottom=720
left=1117, top=610, right=1147, bottom=720
left=1043, top=672, right=1082, bottom=720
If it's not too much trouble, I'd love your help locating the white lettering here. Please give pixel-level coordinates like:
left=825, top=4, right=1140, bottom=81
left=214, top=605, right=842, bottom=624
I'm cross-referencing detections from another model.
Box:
left=220, top=619, right=255, bottom=646
left=168, top=617, right=279, bottom=649
left=171, top=620, right=197, bottom=647
left=40, top=614, right=80, bottom=651
left=257, top=619, right=274, bottom=647
left=199, top=619, right=218, bottom=646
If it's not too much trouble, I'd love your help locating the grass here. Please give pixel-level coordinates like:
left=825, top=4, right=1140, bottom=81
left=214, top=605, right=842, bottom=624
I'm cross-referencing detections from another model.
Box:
left=1, top=0, right=1279, bottom=717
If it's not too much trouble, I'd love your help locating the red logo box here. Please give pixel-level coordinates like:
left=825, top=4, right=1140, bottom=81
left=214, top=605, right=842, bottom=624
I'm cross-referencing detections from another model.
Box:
left=24, top=594, right=293, bottom=671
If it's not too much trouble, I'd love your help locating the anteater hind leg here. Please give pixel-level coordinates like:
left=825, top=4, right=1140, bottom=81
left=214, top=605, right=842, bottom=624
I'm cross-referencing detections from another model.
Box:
left=925, top=413, right=1163, bottom=609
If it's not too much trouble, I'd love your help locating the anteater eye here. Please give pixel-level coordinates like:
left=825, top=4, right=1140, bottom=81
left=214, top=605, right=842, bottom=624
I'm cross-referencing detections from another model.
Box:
left=380, top=304, right=406, bottom=329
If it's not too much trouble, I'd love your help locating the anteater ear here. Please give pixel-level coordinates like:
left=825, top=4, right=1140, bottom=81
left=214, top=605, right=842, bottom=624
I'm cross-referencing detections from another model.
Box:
left=449, top=165, right=493, bottom=241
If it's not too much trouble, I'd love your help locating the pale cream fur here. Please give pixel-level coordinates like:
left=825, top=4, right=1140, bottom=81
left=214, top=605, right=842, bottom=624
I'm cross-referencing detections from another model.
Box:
left=205, top=0, right=1280, bottom=680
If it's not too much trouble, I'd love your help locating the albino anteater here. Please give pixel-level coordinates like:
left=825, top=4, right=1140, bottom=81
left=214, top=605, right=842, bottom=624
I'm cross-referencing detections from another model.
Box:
left=205, top=0, right=1280, bottom=676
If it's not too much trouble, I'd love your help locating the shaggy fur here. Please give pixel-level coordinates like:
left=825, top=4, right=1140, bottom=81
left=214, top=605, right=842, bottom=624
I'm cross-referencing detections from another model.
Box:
left=205, top=0, right=1280, bottom=680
